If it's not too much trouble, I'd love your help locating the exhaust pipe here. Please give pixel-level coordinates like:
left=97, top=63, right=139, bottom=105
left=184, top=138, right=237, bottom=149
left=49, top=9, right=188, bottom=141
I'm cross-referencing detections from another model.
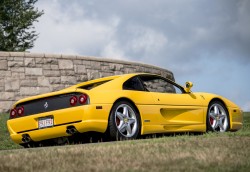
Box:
left=66, top=126, right=78, bottom=135
left=22, top=134, right=31, bottom=143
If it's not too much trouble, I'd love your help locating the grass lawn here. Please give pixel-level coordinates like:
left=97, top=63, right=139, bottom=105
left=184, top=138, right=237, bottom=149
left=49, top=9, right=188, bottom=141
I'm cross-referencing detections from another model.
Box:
left=0, top=112, right=249, bottom=171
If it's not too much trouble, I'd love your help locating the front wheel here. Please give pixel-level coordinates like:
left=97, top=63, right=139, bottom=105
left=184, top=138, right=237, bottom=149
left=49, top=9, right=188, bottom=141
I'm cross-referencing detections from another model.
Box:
left=109, top=101, right=141, bottom=140
left=207, top=101, right=229, bottom=132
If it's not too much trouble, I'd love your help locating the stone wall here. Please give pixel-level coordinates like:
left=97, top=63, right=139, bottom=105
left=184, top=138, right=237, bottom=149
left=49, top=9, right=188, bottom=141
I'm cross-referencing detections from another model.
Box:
left=0, top=52, right=174, bottom=113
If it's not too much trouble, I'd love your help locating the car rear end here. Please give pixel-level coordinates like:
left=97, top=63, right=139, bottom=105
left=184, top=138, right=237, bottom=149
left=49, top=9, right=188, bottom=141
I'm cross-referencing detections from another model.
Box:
left=7, top=89, right=109, bottom=146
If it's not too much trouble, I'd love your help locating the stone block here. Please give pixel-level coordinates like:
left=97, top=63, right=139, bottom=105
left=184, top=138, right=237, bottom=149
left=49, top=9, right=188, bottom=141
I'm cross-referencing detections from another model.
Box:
left=90, top=61, right=101, bottom=70
left=44, top=58, right=58, bottom=65
left=114, top=71, right=123, bottom=75
left=101, top=72, right=114, bottom=77
left=61, top=76, right=76, bottom=84
left=87, top=69, right=100, bottom=80
left=51, top=84, right=65, bottom=91
left=75, top=65, right=86, bottom=74
left=49, top=77, right=61, bottom=84
left=61, top=54, right=76, bottom=59
left=124, top=68, right=136, bottom=73
left=43, top=64, right=51, bottom=69
left=43, top=70, right=60, bottom=77
left=8, top=61, right=23, bottom=67
left=0, top=92, right=15, bottom=100
left=25, top=67, right=43, bottom=75
left=0, top=71, right=11, bottom=77
left=0, top=60, right=8, bottom=70
left=24, top=58, right=36, bottom=67
left=58, top=60, right=73, bottom=69
left=35, top=58, right=44, bottom=64
left=20, top=87, right=50, bottom=96
left=101, top=65, right=111, bottom=71
left=38, top=76, right=50, bottom=87
left=5, top=79, right=20, bottom=91
left=60, top=70, right=75, bottom=76
left=0, top=51, right=10, bottom=57
left=45, top=53, right=62, bottom=59
left=0, top=101, right=14, bottom=112
left=20, top=79, right=38, bottom=87
left=51, top=65, right=59, bottom=70
left=25, top=52, right=44, bottom=58
left=0, top=80, right=4, bottom=87
left=76, top=75, right=88, bottom=82
left=73, top=60, right=82, bottom=65
left=10, top=52, right=25, bottom=57
left=11, top=67, right=25, bottom=72
left=109, top=63, right=124, bottom=71
left=11, top=72, right=25, bottom=79
left=13, top=57, right=24, bottom=61
left=82, top=60, right=91, bottom=65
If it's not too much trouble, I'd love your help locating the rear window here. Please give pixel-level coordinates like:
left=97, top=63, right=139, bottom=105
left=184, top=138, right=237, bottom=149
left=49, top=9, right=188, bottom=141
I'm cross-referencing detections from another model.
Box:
left=123, top=77, right=145, bottom=91
left=78, top=80, right=112, bottom=90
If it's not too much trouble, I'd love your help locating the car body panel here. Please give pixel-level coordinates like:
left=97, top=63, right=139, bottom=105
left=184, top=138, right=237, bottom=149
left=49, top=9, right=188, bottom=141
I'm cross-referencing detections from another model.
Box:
left=7, top=73, right=243, bottom=144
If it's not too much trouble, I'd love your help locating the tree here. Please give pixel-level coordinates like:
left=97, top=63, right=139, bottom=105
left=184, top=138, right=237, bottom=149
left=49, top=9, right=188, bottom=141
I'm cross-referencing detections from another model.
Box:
left=0, top=0, right=43, bottom=51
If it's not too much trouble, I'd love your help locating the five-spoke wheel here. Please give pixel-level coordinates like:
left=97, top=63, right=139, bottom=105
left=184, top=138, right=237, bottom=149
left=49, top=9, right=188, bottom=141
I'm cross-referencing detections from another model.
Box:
left=109, top=101, right=140, bottom=140
left=207, top=101, right=229, bottom=132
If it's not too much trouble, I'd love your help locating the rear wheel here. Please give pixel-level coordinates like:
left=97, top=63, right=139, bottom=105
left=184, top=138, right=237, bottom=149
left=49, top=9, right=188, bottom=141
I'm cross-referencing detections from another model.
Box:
left=109, top=101, right=141, bottom=140
left=207, top=101, right=229, bottom=132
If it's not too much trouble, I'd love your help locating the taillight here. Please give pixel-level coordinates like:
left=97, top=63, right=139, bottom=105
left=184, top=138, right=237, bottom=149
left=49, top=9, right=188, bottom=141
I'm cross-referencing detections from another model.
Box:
left=70, top=96, right=77, bottom=106
left=10, top=109, right=17, bottom=118
left=79, top=94, right=88, bottom=104
left=17, top=106, right=24, bottom=116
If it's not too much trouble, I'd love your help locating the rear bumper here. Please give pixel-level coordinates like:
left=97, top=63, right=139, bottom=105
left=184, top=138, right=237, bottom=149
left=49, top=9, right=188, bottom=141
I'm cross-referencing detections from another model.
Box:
left=7, top=104, right=112, bottom=144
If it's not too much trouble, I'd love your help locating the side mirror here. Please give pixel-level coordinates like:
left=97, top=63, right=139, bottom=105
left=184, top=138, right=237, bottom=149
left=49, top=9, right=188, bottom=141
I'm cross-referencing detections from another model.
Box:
left=184, top=81, right=193, bottom=93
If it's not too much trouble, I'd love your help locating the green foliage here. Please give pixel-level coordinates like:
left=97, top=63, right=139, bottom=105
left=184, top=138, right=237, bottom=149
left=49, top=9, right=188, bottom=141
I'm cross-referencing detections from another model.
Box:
left=0, top=114, right=21, bottom=150
left=0, top=0, right=43, bottom=51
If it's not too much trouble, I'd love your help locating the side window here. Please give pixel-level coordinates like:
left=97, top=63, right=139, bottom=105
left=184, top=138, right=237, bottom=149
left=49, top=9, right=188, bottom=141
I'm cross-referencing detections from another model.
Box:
left=123, top=77, right=145, bottom=91
left=140, top=76, right=182, bottom=94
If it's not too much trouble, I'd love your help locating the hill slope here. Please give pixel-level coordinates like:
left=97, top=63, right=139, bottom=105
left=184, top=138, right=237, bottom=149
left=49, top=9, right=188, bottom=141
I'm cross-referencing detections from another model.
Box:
left=0, top=113, right=250, bottom=172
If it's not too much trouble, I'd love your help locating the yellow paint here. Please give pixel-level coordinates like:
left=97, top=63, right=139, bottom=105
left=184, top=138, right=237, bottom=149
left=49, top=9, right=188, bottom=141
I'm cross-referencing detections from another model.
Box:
left=7, top=73, right=243, bottom=144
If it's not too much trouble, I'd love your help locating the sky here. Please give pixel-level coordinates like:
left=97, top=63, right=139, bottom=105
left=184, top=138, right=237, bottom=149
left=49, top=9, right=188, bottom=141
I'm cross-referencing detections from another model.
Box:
left=31, top=0, right=250, bottom=111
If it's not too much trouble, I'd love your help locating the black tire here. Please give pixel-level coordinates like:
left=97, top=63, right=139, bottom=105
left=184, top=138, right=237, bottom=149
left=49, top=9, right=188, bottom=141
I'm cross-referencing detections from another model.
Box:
left=206, top=101, right=229, bottom=132
left=109, top=101, right=141, bottom=140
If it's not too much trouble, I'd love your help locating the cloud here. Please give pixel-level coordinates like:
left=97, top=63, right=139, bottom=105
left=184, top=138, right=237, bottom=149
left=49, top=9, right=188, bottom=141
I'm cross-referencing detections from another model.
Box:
left=32, top=0, right=250, bottom=111
left=33, top=0, right=120, bottom=56
left=33, top=0, right=250, bottom=64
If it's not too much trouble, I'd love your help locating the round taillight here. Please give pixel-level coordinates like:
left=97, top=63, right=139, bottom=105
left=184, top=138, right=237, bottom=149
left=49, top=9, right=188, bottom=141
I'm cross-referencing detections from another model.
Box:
left=17, top=106, right=24, bottom=116
left=70, top=96, right=77, bottom=106
left=10, top=109, right=17, bottom=118
left=79, top=94, right=88, bottom=104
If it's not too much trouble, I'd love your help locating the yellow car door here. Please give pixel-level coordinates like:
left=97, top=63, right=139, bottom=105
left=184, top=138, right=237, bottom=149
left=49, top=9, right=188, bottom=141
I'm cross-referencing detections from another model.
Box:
left=153, top=92, right=205, bottom=126
left=140, top=75, right=206, bottom=132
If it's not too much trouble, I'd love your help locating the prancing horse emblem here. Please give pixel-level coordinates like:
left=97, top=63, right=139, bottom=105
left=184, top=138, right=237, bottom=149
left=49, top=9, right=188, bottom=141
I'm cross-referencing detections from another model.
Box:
left=44, top=102, right=48, bottom=109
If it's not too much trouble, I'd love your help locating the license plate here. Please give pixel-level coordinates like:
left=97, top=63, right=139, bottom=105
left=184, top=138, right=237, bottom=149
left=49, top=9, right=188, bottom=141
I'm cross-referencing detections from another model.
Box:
left=38, top=116, right=54, bottom=129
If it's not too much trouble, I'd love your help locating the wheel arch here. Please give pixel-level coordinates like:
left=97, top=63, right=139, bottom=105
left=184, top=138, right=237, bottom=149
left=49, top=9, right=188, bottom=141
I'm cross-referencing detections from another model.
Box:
left=207, top=98, right=231, bottom=130
left=107, top=97, right=142, bottom=133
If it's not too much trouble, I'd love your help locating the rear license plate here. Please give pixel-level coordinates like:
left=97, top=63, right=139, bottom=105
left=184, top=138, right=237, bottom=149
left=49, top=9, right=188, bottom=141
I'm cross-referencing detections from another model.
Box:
left=38, top=116, right=54, bottom=129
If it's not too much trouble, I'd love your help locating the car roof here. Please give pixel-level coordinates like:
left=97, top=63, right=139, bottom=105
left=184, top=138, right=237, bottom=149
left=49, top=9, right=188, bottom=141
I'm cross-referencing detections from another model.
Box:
left=74, top=73, right=184, bottom=92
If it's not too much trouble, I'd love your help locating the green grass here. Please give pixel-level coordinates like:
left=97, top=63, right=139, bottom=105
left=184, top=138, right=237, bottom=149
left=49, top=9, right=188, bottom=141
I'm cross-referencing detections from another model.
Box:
left=0, top=114, right=21, bottom=150
left=0, top=112, right=250, bottom=171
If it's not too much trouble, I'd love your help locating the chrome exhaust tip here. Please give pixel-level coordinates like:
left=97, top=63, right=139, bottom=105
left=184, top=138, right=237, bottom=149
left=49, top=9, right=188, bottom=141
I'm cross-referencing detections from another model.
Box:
left=66, top=126, right=78, bottom=135
left=22, top=134, right=31, bottom=143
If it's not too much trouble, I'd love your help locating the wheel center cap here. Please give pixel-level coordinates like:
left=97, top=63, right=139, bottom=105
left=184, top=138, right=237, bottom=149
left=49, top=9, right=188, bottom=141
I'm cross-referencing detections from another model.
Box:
left=124, top=118, right=128, bottom=123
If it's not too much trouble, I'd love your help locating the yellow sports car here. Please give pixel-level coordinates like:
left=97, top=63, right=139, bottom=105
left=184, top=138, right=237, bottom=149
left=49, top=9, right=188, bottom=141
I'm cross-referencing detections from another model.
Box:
left=7, top=73, right=243, bottom=147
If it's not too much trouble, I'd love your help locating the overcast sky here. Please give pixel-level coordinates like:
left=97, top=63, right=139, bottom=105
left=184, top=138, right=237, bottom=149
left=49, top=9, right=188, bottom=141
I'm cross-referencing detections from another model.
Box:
left=31, top=0, right=250, bottom=111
